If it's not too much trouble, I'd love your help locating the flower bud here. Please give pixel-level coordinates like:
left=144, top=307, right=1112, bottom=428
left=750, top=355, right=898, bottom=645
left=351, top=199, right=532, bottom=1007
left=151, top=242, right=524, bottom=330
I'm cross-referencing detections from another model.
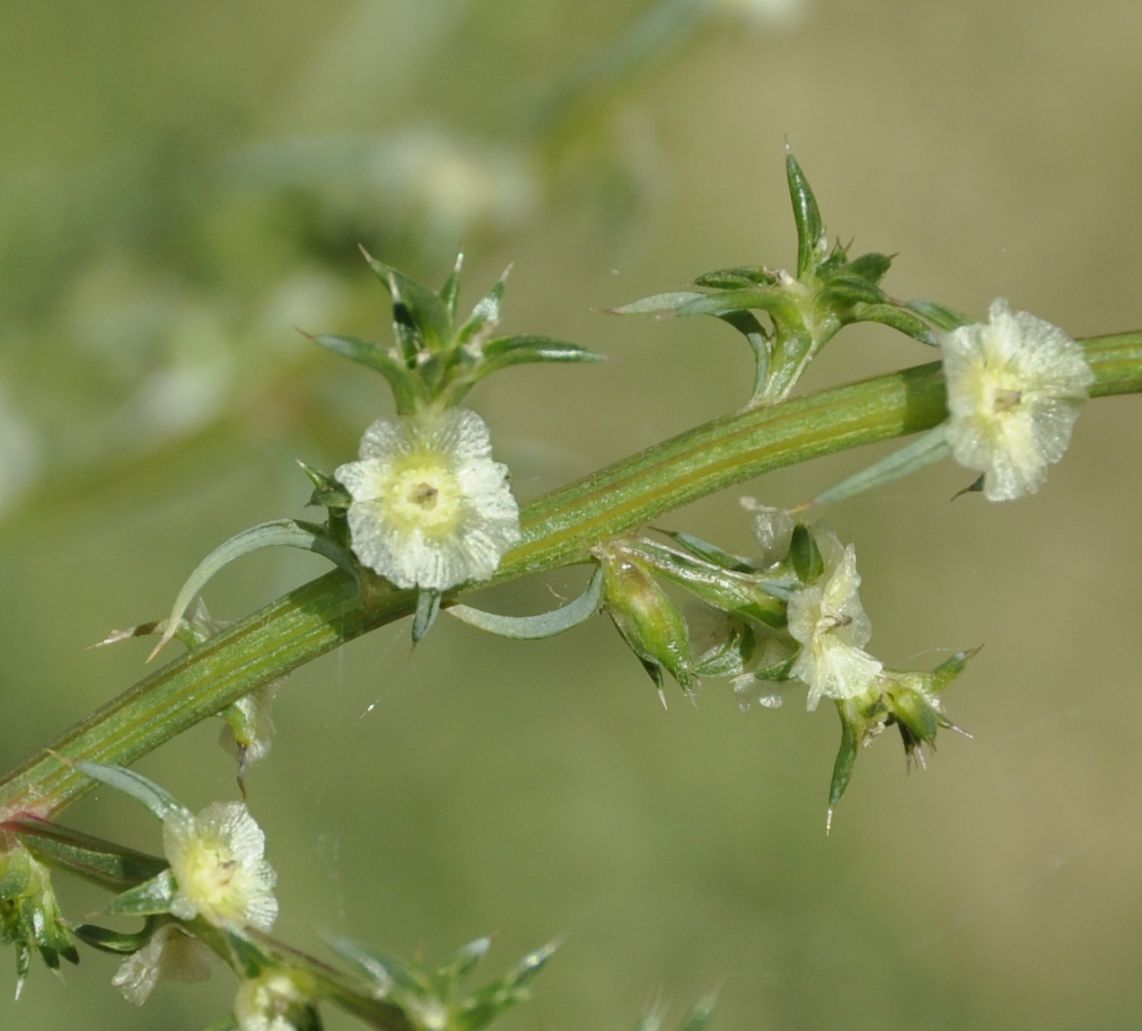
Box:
left=596, top=543, right=694, bottom=694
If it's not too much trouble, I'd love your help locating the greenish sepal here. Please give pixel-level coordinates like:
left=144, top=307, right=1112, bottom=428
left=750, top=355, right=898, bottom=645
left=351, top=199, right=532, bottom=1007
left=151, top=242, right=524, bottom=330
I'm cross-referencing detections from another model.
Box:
left=789, top=524, right=824, bottom=584
left=693, top=266, right=778, bottom=289
left=952, top=473, right=986, bottom=500
left=891, top=689, right=941, bottom=744
left=828, top=707, right=858, bottom=811
left=71, top=916, right=158, bottom=955
left=907, top=298, right=973, bottom=331
left=479, top=334, right=603, bottom=374
left=150, top=519, right=359, bottom=660
left=77, top=761, right=185, bottom=823
left=105, top=869, right=177, bottom=917
left=440, top=252, right=465, bottom=324
left=0, top=844, right=79, bottom=992
left=786, top=151, right=826, bottom=279
left=457, top=264, right=511, bottom=346
left=297, top=460, right=351, bottom=510
left=847, top=302, right=938, bottom=345
left=359, top=247, right=453, bottom=353
left=810, top=425, right=951, bottom=508
left=412, top=590, right=442, bottom=644
left=446, top=568, right=603, bottom=639
left=306, top=333, right=423, bottom=414
left=4, top=815, right=167, bottom=890
left=433, top=936, right=492, bottom=997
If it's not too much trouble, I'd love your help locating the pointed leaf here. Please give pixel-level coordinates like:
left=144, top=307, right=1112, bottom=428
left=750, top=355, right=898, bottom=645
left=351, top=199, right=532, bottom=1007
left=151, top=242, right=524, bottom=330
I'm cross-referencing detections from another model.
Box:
left=810, top=426, right=950, bottom=508
left=72, top=917, right=158, bottom=955
left=458, top=265, right=512, bottom=346
left=441, top=252, right=465, bottom=325
left=608, top=290, right=707, bottom=316
left=77, top=762, right=185, bottom=822
left=6, top=815, right=167, bottom=890
left=412, top=590, right=442, bottom=643
left=786, top=151, right=825, bottom=278
left=714, top=309, right=770, bottom=402
left=662, top=531, right=753, bottom=572
left=847, top=302, right=937, bottom=345
left=480, top=335, right=603, bottom=375
left=819, top=275, right=886, bottom=306
left=359, top=248, right=453, bottom=351
left=838, top=251, right=893, bottom=285
left=907, top=298, right=973, bottom=331
left=434, top=936, right=492, bottom=995
left=329, top=936, right=431, bottom=998
left=447, top=568, right=603, bottom=639
left=693, top=266, right=776, bottom=289
left=149, top=520, right=358, bottom=660
left=307, top=334, right=423, bottom=413
left=828, top=711, right=858, bottom=810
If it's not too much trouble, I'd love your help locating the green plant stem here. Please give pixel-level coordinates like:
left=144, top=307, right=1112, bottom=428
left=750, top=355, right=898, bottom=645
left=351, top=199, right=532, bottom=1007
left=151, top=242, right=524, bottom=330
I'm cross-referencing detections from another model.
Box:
left=1, top=333, right=1139, bottom=821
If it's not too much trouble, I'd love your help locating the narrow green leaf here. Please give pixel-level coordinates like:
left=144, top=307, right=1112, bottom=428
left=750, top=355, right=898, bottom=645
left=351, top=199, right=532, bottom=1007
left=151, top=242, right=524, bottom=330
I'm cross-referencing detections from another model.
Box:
left=480, top=335, right=603, bottom=374
left=359, top=247, right=453, bottom=351
left=5, top=816, right=167, bottom=889
left=329, top=936, right=430, bottom=997
left=848, top=302, right=938, bottom=345
left=608, top=290, right=706, bottom=316
left=77, top=762, right=184, bottom=822
left=838, top=251, right=893, bottom=285
left=828, top=713, right=858, bottom=811
left=412, top=590, right=442, bottom=644
left=907, top=298, right=973, bottom=331
left=810, top=426, right=950, bottom=507
left=72, top=917, right=157, bottom=955
left=692, top=266, right=777, bottom=289
left=786, top=151, right=825, bottom=278
left=434, top=936, right=491, bottom=995
left=671, top=288, right=791, bottom=318
left=819, top=275, right=886, bottom=306
left=149, top=520, right=359, bottom=661
left=458, top=265, right=512, bottom=346
left=714, top=309, right=770, bottom=402
left=307, top=334, right=422, bottom=412
left=446, top=568, right=603, bottom=639
left=662, top=531, right=753, bottom=572
left=440, top=251, right=465, bottom=325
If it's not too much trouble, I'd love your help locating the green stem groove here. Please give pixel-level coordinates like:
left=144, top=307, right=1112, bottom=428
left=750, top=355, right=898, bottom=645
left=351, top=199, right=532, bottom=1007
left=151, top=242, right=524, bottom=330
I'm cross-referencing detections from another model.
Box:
left=1, top=333, right=1139, bottom=820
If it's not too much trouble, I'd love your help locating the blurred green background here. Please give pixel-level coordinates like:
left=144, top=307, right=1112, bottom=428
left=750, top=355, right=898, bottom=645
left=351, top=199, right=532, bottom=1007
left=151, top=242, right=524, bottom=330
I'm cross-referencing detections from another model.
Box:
left=2, top=0, right=1141, bottom=1027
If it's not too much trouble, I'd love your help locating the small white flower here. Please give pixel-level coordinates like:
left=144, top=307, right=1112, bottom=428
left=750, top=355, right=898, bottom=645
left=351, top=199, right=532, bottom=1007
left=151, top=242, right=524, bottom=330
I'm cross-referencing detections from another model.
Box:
left=786, top=529, right=882, bottom=710
left=234, top=969, right=316, bottom=1031
left=112, top=924, right=215, bottom=1006
left=335, top=408, right=521, bottom=590
left=940, top=298, right=1094, bottom=501
left=163, top=802, right=278, bottom=932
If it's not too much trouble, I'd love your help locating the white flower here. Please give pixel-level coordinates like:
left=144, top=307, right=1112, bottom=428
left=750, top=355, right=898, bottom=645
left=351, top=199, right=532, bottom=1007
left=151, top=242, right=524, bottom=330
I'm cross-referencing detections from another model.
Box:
left=163, top=802, right=278, bottom=932
left=234, top=969, right=316, bottom=1031
left=786, top=529, right=882, bottom=710
left=940, top=298, right=1094, bottom=501
left=112, top=924, right=215, bottom=1005
left=335, top=408, right=521, bottom=590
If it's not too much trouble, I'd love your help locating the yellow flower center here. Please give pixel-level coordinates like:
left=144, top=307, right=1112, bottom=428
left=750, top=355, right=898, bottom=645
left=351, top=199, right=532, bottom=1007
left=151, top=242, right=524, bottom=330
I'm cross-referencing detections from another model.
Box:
left=383, top=454, right=464, bottom=537
left=180, top=835, right=241, bottom=920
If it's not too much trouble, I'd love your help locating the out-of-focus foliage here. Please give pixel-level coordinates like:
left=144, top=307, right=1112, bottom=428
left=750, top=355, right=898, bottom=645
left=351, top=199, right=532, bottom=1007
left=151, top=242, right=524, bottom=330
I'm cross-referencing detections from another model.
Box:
left=3, top=1, right=1142, bottom=1029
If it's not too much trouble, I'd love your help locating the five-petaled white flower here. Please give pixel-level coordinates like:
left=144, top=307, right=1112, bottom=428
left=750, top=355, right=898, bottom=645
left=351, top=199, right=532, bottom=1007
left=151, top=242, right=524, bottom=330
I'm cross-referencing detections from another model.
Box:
left=940, top=298, right=1094, bottom=501
left=786, top=529, right=882, bottom=711
left=112, top=923, right=215, bottom=1006
left=163, top=801, right=278, bottom=932
left=335, top=408, right=521, bottom=590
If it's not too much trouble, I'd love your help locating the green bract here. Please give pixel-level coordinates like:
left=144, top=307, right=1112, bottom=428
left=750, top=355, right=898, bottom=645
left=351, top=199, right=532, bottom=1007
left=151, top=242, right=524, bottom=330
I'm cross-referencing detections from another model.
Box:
left=612, top=152, right=944, bottom=406
left=311, top=251, right=602, bottom=415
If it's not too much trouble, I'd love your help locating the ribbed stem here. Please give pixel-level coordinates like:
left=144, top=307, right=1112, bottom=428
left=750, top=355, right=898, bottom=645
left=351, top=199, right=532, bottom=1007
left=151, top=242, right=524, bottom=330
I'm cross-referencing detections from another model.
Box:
left=1, top=333, right=1139, bottom=819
